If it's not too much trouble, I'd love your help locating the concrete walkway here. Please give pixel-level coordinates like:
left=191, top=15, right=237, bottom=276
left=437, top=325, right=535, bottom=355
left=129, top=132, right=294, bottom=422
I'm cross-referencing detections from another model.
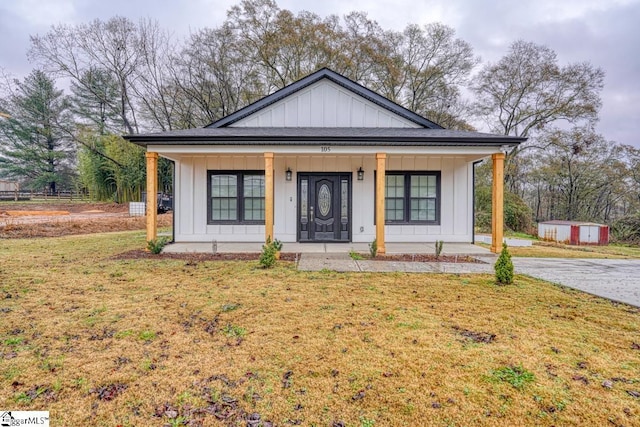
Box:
left=512, top=258, right=640, bottom=307
left=296, top=252, right=494, bottom=273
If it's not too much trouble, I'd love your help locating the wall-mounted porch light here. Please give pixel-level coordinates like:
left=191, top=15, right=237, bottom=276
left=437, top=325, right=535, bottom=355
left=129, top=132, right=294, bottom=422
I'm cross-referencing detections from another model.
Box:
left=357, top=167, right=364, bottom=181
left=285, top=167, right=292, bottom=181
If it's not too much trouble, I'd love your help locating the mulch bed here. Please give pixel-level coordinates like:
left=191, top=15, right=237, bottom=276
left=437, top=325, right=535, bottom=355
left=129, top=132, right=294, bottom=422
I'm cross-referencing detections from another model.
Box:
left=109, top=250, right=299, bottom=262
left=111, top=250, right=484, bottom=263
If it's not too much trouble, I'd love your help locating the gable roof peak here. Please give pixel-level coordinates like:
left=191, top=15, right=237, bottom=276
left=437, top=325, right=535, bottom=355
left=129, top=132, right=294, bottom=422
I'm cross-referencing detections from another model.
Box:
left=206, top=67, right=443, bottom=129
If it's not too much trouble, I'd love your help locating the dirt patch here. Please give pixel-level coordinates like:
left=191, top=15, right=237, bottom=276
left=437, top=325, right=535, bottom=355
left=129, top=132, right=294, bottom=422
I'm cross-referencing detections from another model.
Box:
left=452, top=325, right=497, bottom=343
left=0, top=202, right=128, bottom=214
left=3, top=210, right=70, bottom=216
left=0, top=213, right=172, bottom=239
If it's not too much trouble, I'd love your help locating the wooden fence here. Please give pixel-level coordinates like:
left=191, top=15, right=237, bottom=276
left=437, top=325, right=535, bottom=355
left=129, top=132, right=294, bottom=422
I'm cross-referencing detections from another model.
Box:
left=0, top=190, right=91, bottom=202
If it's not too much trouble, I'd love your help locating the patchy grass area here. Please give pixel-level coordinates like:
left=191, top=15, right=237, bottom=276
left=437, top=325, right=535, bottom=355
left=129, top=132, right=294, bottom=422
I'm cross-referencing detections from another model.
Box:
left=508, top=242, right=640, bottom=259
left=1, top=232, right=639, bottom=426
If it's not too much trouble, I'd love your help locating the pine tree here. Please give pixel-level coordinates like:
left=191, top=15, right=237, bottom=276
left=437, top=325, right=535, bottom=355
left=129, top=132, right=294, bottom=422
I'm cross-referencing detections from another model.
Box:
left=0, top=70, right=74, bottom=192
left=495, top=243, right=514, bottom=285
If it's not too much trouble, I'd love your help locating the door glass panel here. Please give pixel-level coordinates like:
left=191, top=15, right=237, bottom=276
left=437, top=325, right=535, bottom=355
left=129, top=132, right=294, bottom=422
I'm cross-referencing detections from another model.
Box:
left=301, top=179, right=308, bottom=222
left=318, top=184, right=331, bottom=216
left=341, top=179, right=348, bottom=221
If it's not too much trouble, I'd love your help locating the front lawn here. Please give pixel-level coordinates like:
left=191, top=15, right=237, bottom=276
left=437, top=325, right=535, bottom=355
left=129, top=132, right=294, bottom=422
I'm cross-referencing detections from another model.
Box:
left=0, top=232, right=638, bottom=426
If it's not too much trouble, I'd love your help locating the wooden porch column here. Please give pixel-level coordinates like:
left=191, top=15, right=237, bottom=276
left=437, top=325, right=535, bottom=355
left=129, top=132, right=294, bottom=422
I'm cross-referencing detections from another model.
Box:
left=376, top=153, right=387, bottom=255
left=145, top=151, right=158, bottom=242
left=264, top=152, right=274, bottom=242
left=491, top=152, right=505, bottom=253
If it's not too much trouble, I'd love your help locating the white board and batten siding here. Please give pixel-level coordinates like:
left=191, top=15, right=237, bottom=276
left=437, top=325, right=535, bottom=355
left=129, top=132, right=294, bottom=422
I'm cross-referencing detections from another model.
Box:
left=231, top=80, right=420, bottom=128
left=172, top=154, right=475, bottom=243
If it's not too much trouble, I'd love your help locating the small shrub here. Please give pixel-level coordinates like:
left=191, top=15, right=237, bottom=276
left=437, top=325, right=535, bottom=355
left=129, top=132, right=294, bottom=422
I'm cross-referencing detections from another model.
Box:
left=495, top=243, right=514, bottom=285
left=259, top=238, right=277, bottom=268
left=146, top=237, right=169, bottom=254
left=369, top=239, right=378, bottom=258
left=272, top=239, right=283, bottom=251
left=435, top=240, right=444, bottom=259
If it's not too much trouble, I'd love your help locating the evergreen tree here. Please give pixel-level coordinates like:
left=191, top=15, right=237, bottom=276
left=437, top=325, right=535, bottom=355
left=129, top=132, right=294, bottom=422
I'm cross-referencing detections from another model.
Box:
left=0, top=70, right=74, bottom=192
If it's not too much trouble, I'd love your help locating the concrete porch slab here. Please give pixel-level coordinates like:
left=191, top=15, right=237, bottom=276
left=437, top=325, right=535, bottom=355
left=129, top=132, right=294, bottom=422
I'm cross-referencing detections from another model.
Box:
left=162, top=241, right=493, bottom=256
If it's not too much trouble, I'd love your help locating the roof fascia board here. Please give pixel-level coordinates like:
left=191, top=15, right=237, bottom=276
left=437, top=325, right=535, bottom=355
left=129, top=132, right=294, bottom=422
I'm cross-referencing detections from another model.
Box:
left=146, top=144, right=503, bottom=156
left=125, top=134, right=525, bottom=145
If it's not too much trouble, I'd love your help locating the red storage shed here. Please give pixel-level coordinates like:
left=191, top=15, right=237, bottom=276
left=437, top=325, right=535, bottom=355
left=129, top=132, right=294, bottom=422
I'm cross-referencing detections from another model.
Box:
left=538, top=220, right=609, bottom=245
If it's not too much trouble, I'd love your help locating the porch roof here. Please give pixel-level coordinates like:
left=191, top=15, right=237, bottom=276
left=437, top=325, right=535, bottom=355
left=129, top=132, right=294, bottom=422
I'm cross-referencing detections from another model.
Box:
left=125, top=127, right=526, bottom=147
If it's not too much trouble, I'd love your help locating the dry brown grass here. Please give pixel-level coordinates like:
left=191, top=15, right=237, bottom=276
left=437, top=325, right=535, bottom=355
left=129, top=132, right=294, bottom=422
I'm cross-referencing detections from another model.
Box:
left=480, top=241, right=640, bottom=259
left=1, top=232, right=639, bottom=426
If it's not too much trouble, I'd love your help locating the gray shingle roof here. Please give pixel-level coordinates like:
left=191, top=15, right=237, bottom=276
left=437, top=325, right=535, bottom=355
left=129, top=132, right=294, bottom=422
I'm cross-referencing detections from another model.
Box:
left=124, top=127, right=526, bottom=147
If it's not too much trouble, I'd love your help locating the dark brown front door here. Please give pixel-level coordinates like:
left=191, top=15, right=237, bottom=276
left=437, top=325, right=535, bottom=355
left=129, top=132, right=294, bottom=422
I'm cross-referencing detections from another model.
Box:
left=298, top=173, right=351, bottom=242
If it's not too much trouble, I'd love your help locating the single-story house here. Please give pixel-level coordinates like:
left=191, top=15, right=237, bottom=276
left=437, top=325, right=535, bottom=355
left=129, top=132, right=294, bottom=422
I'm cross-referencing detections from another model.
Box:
left=125, top=68, right=525, bottom=253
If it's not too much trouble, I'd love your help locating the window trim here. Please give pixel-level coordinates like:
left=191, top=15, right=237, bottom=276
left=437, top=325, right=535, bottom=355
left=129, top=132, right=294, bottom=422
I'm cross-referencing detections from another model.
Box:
left=375, top=171, right=441, bottom=225
left=207, top=170, right=265, bottom=225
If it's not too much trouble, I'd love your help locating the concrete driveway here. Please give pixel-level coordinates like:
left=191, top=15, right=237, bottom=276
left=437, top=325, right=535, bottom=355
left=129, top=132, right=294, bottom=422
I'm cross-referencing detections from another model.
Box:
left=513, top=258, right=640, bottom=307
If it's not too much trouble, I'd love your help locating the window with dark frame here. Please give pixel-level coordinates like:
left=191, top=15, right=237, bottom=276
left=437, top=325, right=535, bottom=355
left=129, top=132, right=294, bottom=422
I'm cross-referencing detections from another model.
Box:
left=208, top=171, right=265, bottom=224
left=380, top=172, right=440, bottom=225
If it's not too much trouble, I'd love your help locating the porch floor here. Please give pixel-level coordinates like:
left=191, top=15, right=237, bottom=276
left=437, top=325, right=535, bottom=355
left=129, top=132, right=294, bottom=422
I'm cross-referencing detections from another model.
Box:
left=163, top=241, right=493, bottom=256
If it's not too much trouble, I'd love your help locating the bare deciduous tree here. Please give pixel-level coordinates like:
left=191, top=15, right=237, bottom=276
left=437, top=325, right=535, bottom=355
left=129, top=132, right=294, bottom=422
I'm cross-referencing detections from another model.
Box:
left=472, top=40, right=604, bottom=138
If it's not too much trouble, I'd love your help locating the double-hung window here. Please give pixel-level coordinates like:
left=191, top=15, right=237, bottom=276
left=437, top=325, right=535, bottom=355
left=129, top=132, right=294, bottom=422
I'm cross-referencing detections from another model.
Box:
left=208, top=171, right=265, bottom=224
left=384, top=172, right=440, bottom=224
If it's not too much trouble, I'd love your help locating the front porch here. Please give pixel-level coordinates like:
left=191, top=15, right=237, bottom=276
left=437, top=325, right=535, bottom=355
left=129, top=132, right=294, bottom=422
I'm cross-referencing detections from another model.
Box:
left=146, top=150, right=507, bottom=253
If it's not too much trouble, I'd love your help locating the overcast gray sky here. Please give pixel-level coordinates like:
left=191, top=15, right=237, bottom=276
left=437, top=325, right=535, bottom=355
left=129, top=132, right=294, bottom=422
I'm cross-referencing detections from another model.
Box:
left=1, top=0, right=638, bottom=147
